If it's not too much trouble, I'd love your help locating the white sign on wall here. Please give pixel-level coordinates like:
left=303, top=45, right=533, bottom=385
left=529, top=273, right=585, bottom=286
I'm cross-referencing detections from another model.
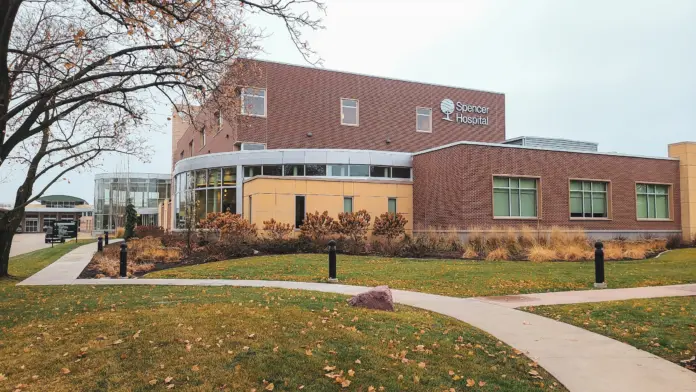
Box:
left=440, top=98, right=490, bottom=126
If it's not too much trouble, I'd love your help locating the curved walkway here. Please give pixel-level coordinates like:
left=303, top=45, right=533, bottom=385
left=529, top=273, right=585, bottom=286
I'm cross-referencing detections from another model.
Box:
left=17, top=242, right=696, bottom=392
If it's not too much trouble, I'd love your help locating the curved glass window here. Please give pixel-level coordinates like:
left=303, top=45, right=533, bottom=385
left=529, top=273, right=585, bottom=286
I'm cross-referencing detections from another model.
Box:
left=175, top=167, right=237, bottom=229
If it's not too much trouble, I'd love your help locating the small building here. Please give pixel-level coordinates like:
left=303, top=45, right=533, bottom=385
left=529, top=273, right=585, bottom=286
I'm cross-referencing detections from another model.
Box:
left=21, top=195, right=93, bottom=233
left=167, top=59, right=696, bottom=240
left=93, top=173, right=171, bottom=233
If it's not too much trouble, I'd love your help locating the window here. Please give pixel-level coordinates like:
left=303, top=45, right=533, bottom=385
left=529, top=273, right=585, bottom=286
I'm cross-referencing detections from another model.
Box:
left=370, top=166, right=390, bottom=178
left=493, top=176, right=538, bottom=218
left=188, top=141, right=193, bottom=157
left=416, top=107, right=432, bottom=132
left=391, top=167, right=411, bottom=179
left=284, top=165, right=305, bottom=176
left=180, top=151, right=184, bottom=160
left=344, top=197, right=353, bottom=213
left=244, top=166, right=261, bottom=177
left=570, top=180, right=608, bottom=218
left=341, top=98, right=359, bottom=126
left=195, top=170, right=207, bottom=188
left=262, top=165, right=283, bottom=176
left=215, top=111, right=223, bottom=132
left=388, top=198, right=397, bottom=213
left=295, top=195, right=306, bottom=228
left=241, top=87, right=266, bottom=117
left=200, top=127, right=206, bottom=147
left=328, top=164, right=348, bottom=176
left=636, top=183, right=670, bottom=219
left=222, top=167, right=236, bottom=186
left=349, top=165, right=369, bottom=177
left=305, top=165, right=326, bottom=176
left=240, top=142, right=266, bottom=151
left=248, top=195, right=253, bottom=223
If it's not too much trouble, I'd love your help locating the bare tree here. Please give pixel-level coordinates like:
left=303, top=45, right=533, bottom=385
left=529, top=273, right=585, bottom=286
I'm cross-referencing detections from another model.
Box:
left=0, top=0, right=325, bottom=277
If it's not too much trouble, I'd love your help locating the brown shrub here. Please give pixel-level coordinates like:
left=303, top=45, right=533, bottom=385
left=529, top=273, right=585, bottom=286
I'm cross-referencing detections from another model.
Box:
left=603, top=242, right=624, bottom=260
left=467, top=226, right=485, bottom=254
left=527, top=245, right=556, bottom=262
left=332, top=210, right=371, bottom=242
left=556, top=244, right=592, bottom=262
left=114, top=227, right=125, bottom=238
left=134, top=225, right=165, bottom=238
left=485, top=247, right=510, bottom=261
left=518, top=225, right=537, bottom=247
left=199, top=212, right=257, bottom=241
left=372, top=212, right=408, bottom=241
left=462, top=246, right=479, bottom=259
left=299, top=211, right=335, bottom=242
left=263, top=218, right=294, bottom=240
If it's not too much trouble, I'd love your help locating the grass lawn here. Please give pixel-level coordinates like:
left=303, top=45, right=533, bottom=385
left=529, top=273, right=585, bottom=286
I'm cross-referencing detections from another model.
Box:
left=145, top=249, right=696, bottom=297
left=0, top=244, right=566, bottom=391
left=523, top=297, right=696, bottom=371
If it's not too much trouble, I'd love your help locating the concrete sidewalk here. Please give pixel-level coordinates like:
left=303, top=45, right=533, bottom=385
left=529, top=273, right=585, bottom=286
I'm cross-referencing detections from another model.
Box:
left=16, top=242, right=696, bottom=392
left=479, top=283, right=696, bottom=308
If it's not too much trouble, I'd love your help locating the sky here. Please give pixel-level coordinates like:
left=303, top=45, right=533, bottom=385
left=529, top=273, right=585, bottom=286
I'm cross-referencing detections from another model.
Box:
left=3, top=0, right=695, bottom=204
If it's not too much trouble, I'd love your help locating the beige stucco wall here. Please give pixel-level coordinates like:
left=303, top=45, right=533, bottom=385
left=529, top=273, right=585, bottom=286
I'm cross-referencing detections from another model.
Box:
left=243, top=177, right=413, bottom=233
left=668, top=142, right=696, bottom=241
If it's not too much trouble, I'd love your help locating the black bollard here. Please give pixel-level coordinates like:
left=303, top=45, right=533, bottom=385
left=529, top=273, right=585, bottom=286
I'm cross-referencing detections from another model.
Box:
left=97, top=236, right=103, bottom=252
left=119, top=242, right=128, bottom=278
left=328, top=240, right=337, bottom=283
left=104, top=231, right=109, bottom=246
left=594, top=241, right=606, bottom=288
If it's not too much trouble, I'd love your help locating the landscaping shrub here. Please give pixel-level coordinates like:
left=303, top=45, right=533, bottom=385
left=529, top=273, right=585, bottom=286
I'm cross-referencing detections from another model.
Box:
left=373, top=212, right=407, bottom=241
left=134, top=225, right=165, bottom=238
left=332, top=210, right=371, bottom=242
left=114, top=227, right=125, bottom=238
left=124, top=203, right=137, bottom=239
left=518, top=225, right=538, bottom=247
left=666, top=234, right=682, bottom=250
left=299, top=211, right=335, bottom=242
left=556, top=244, right=592, bottom=262
left=263, top=218, right=294, bottom=240
left=87, top=237, right=181, bottom=277
left=603, top=242, right=625, bottom=261
left=199, top=212, right=257, bottom=241
left=485, top=247, right=510, bottom=261
left=527, top=245, right=556, bottom=262
left=461, top=246, right=479, bottom=259
left=466, top=226, right=486, bottom=255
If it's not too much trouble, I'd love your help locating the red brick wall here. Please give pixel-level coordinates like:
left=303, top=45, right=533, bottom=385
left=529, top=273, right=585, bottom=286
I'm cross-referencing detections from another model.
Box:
left=412, top=144, right=681, bottom=231
left=173, top=60, right=505, bottom=165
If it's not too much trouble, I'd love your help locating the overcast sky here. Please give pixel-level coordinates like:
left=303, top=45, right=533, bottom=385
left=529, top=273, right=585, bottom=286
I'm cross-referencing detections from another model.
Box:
left=4, top=0, right=695, bottom=204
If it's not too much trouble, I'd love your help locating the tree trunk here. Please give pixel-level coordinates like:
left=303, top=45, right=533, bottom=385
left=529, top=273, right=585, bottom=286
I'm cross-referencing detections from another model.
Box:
left=0, top=213, right=22, bottom=277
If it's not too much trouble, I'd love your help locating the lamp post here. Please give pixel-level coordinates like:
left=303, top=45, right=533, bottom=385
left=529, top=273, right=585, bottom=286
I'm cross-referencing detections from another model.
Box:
left=328, top=240, right=338, bottom=283
left=594, top=241, right=607, bottom=289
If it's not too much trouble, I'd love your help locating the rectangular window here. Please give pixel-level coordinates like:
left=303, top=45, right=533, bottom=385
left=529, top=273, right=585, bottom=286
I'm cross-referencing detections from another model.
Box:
left=416, top=107, right=432, bottom=132
left=222, top=188, right=236, bottom=214
left=295, top=195, right=306, bottom=229
left=284, top=165, right=305, bottom=176
left=195, top=170, right=207, bottom=188
left=636, top=183, right=670, bottom=219
left=262, top=165, right=283, bottom=176
left=248, top=195, right=252, bottom=224
left=305, top=165, right=326, bottom=176
left=349, top=165, right=369, bottom=177
left=188, top=141, right=193, bottom=157
left=241, top=87, right=266, bottom=117
left=391, top=167, right=411, bottom=179
left=215, top=110, right=223, bottom=132
left=344, top=197, right=353, bottom=213
left=388, top=198, right=397, bottom=214
left=244, top=166, right=261, bottom=177
left=493, top=176, right=538, bottom=218
left=207, top=168, right=221, bottom=187
left=570, top=180, right=608, bottom=218
left=370, top=166, right=390, bottom=178
left=341, top=98, right=359, bottom=126
left=180, top=151, right=184, bottom=160
left=328, top=164, right=349, bottom=176
left=222, top=167, right=236, bottom=186
left=200, top=127, right=206, bottom=147
left=240, top=142, right=266, bottom=151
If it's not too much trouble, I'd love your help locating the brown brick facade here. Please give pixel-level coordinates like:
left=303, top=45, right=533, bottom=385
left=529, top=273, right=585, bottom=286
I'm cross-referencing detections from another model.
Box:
left=412, top=143, right=681, bottom=231
left=174, top=60, right=505, bottom=164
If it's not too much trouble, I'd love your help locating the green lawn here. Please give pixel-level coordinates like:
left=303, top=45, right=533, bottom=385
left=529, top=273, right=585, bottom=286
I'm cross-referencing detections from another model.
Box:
left=0, top=244, right=565, bottom=391
left=524, top=297, right=696, bottom=370
left=145, top=249, right=696, bottom=297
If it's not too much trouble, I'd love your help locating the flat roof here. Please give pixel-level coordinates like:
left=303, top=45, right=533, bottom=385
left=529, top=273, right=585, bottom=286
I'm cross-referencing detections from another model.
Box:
left=413, top=140, right=677, bottom=161
left=249, top=58, right=505, bottom=96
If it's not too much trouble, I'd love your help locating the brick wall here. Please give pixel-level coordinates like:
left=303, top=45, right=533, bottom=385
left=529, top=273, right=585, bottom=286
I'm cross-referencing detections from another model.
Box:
left=173, top=60, right=506, bottom=166
left=412, top=143, right=681, bottom=231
